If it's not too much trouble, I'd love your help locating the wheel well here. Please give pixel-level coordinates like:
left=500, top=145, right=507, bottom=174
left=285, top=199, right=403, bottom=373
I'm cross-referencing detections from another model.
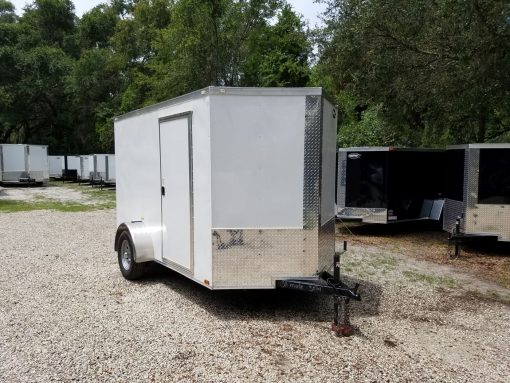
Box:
left=114, top=223, right=130, bottom=252
left=114, top=222, right=154, bottom=263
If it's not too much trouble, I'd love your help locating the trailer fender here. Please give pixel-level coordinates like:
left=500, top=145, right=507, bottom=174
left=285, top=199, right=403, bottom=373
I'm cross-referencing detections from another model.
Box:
left=114, top=222, right=154, bottom=263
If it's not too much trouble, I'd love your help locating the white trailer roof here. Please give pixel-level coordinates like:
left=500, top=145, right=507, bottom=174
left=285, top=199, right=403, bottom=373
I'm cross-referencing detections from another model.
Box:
left=115, top=86, right=326, bottom=122
left=447, top=143, right=510, bottom=150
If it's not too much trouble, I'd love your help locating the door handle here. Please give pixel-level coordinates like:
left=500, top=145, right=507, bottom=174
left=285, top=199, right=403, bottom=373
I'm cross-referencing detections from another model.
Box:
left=161, top=186, right=165, bottom=196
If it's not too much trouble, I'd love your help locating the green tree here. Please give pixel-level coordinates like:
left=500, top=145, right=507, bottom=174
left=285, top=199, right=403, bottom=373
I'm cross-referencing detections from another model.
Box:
left=318, top=0, right=510, bottom=146
left=0, top=0, right=16, bottom=23
left=243, top=4, right=311, bottom=86
left=0, top=0, right=78, bottom=152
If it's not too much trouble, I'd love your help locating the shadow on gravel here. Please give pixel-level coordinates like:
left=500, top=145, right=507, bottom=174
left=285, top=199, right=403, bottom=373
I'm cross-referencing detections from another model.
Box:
left=338, top=220, right=510, bottom=256
left=138, top=263, right=383, bottom=324
left=458, top=237, right=510, bottom=257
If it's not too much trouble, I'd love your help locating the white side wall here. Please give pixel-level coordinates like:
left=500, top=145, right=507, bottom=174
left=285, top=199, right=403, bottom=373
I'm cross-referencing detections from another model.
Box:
left=115, top=96, right=212, bottom=283
left=106, top=155, right=115, bottom=181
left=67, top=156, right=81, bottom=171
left=80, top=156, right=90, bottom=179
left=49, top=156, right=63, bottom=176
left=27, top=145, right=49, bottom=180
left=1, top=145, right=26, bottom=172
left=96, top=155, right=107, bottom=173
left=210, top=94, right=306, bottom=229
left=88, top=155, right=95, bottom=173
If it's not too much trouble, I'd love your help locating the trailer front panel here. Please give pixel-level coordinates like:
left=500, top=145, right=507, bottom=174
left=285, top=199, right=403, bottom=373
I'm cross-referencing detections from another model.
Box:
left=337, top=147, right=445, bottom=223
left=444, top=144, right=510, bottom=242
left=80, top=156, right=90, bottom=181
left=0, top=144, right=26, bottom=182
left=0, top=144, right=48, bottom=184
left=105, top=155, right=115, bottom=183
left=27, top=145, right=49, bottom=183
left=49, top=156, right=63, bottom=178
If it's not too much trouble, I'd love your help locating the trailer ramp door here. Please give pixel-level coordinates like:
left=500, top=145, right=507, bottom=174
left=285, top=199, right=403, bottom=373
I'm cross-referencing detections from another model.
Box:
left=159, top=114, right=193, bottom=272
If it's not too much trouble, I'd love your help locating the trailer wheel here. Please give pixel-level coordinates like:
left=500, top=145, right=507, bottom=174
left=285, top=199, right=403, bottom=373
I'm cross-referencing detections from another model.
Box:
left=117, top=231, right=145, bottom=280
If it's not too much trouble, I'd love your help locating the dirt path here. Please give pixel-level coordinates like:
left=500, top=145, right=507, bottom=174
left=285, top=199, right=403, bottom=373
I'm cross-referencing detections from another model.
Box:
left=338, top=221, right=510, bottom=291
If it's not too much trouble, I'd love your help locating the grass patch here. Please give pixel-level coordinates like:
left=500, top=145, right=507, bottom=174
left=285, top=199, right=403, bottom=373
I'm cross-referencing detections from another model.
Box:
left=403, top=270, right=458, bottom=288
left=0, top=181, right=115, bottom=212
left=340, top=255, right=398, bottom=280
left=367, top=256, right=399, bottom=269
left=49, top=180, right=116, bottom=204
left=0, top=198, right=114, bottom=212
left=495, top=275, right=510, bottom=290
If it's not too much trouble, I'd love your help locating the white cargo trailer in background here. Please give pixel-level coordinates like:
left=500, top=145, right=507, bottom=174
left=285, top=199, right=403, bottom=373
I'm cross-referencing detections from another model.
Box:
left=105, top=154, right=115, bottom=184
left=0, top=144, right=49, bottom=184
left=89, top=154, right=115, bottom=184
left=62, top=155, right=81, bottom=181
left=80, top=155, right=90, bottom=181
left=113, top=87, right=342, bottom=289
left=49, top=155, right=63, bottom=178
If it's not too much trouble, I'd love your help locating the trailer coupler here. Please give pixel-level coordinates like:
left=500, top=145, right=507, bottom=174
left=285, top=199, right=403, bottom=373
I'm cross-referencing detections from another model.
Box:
left=275, top=244, right=361, bottom=337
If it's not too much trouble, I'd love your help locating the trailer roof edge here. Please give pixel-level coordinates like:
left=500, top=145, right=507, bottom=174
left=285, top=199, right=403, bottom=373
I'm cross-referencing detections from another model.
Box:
left=447, top=143, right=510, bottom=149
left=114, top=86, right=326, bottom=122
left=337, top=146, right=445, bottom=152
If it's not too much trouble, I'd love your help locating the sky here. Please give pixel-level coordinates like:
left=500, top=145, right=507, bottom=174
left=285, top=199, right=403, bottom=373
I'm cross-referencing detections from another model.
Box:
left=9, top=0, right=326, bottom=26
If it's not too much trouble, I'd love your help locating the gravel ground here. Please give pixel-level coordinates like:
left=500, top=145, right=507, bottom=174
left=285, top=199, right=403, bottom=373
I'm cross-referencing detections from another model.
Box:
left=1, top=210, right=509, bottom=382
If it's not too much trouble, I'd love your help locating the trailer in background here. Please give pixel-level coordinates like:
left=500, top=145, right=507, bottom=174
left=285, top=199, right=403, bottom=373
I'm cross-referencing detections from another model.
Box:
left=336, top=147, right=446, bottom=224
left=88, top=154, right=115, bottom=185
left=48, top=156, right=63, bottom=178
left=79, top=155, right=90, bottom=182
left=105, top=154, right=115, bottom=184
left=444, top=143, right=510, bottom=243
left=62, top=155, right=80, bottom=182
left=0, top=144, right=49, bottom=185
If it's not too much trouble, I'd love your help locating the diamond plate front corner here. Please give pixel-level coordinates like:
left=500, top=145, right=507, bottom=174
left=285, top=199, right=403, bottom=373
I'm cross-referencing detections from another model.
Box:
left=303, top=95, right=322, bottom=230
left=211, top=229, right=318, bottom=288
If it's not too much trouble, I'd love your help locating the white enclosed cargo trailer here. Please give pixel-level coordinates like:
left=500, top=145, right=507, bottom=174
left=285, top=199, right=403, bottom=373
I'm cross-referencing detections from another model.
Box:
left=113, top=87, right=344, bottom=289
left=49, top=155, right=63, bottom=178
left=89, top=154, right=115, bottom=183
left=105, top=154, right=115, bottom=183
left=80, top=155, right=90, bottom=181
left=0, top=144, right=49, bottom=184
left=62, top=155, right=81, bottom=181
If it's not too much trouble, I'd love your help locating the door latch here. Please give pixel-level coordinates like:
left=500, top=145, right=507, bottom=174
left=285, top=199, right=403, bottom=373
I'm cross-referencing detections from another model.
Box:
left=161, top=186, right=166, bottom=196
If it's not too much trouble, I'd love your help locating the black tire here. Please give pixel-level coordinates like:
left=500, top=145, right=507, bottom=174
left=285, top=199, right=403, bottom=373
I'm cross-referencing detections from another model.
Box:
left=117, top=231, right=145, bottom=280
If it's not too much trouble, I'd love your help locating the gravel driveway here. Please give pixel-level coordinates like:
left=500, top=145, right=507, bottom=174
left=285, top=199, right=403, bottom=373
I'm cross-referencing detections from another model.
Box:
left=0, top=210, right=509, bottom=382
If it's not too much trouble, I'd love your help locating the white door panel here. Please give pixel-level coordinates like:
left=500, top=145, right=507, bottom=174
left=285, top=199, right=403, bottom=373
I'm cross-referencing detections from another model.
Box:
left=160, top=115, right=193, bottom=271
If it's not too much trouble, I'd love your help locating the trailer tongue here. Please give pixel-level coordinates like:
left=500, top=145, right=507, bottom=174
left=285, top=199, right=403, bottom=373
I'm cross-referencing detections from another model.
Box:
left=276, top=241, right=361, bottom=337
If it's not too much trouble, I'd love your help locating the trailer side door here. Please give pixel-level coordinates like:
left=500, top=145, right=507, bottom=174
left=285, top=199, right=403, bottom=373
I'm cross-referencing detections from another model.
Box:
left=159, top=113, right=193, bottom=272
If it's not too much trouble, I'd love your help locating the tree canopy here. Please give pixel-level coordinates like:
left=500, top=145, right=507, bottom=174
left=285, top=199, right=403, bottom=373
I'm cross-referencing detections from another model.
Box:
left=0, top=0, right=508, bottom=153
left=316, top=0, right=510, bottom=147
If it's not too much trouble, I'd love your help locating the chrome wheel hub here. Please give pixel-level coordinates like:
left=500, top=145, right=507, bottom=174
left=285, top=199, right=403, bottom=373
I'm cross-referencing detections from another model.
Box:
left=121, top=240, right=132, bottom=270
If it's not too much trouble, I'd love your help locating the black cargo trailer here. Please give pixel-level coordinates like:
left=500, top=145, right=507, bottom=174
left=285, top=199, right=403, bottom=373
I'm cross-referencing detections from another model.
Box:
left=336, top=147, right=446, bottom=224
left=443, top=144, right=510, bottom=242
